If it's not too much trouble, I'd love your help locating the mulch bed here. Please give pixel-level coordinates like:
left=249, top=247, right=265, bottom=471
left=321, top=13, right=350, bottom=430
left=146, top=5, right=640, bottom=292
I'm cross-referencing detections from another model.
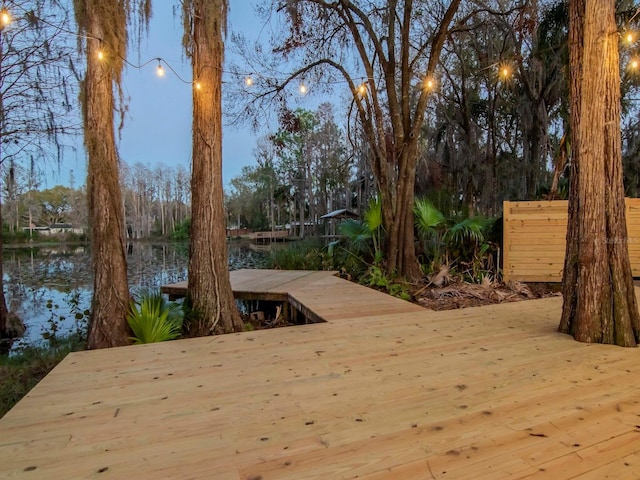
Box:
left=413, top=279, right=562, bottom=311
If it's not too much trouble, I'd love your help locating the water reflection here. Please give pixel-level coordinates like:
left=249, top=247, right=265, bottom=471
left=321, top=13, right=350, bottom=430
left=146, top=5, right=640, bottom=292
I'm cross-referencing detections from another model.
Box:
left=3, top=241, right=267, bottom=348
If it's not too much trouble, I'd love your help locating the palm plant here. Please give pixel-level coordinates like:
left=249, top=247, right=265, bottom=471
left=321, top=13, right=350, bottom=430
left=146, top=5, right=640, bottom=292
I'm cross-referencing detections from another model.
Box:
left=443, top=216, right=496, bottom=281
left=338, top=219, right=372, bottom=255
left=337, top=197, right=384, bottom=265
left=363, top=197, right=383, bottom=257
left=443, top=216, right=494, bottom=252
left=414, top=198, right=446, bottom=259
left=414, top=198, right=445, bottom=237
left=127, top=292, right=184, bottom=344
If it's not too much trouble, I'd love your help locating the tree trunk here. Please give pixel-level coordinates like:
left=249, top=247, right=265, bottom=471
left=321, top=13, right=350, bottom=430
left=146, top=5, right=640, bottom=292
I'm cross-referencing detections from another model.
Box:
left=550, top=133, right=568, bottom=198
left=298, top=182, right=305, bottom=239
left=560, top=0, right=640, bottom=346
left=84, top=11, right=131, bottom=349
left=160, top=198, right=165, bottom=236
left=186, top=0, right=242, bottom=335
left=0, top=176, right=10, bottom=342
left=383, top=141, right=421, bottom=279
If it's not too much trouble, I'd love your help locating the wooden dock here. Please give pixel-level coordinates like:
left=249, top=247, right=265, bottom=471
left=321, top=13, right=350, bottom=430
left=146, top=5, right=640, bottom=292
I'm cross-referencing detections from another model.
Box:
left=249, top=230, right=289, bottom=243
left=161, top=269, right=424, bottom=322
left=1, top=271, right=640, bottom=479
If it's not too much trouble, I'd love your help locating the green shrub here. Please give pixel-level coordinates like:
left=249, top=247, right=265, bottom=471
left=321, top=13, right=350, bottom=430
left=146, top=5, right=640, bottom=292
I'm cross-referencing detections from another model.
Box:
left=360, top=266, right=411, bottom=301
left=2, top=226, right=40, bottom=244
left=170, top=218, right=191, bottom=241
left=266, top=239, right=327, bottom=270
left=389, top=283, right=412, bottom=301
left=127, top=292, right=184, bottom=344
left=365, top=265, right=391, bottom=289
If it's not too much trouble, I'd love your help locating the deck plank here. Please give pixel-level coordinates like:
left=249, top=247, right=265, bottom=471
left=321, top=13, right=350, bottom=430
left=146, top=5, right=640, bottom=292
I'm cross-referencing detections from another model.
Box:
left=1, top=272, right=640, bottom=479
left=162, top=269, right=423, bottom=321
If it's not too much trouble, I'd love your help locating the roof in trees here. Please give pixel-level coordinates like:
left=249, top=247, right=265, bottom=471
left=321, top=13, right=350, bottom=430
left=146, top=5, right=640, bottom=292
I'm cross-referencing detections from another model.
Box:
left=321, top=209, right=359, bottom=220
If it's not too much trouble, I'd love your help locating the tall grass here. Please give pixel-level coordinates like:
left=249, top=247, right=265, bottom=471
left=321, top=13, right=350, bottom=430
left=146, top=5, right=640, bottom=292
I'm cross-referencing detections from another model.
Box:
left=266, top=239, right=328, bottom=270
left=0, top=335, right=85, bottom=418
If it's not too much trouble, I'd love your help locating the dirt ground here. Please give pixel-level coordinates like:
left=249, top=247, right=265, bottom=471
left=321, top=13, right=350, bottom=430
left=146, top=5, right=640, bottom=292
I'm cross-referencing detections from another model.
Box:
left=413, top=279, right=562, bottom=311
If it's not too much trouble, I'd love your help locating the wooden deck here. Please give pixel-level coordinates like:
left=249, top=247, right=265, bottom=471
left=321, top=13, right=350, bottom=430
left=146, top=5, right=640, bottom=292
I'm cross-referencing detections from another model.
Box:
left=249, top=230, right=289, bottom=243
left=1, top=271, right=640, bottom=479
left=161, top=269, right=340, bottom=302
left=161, top=269, right=424, bottom=322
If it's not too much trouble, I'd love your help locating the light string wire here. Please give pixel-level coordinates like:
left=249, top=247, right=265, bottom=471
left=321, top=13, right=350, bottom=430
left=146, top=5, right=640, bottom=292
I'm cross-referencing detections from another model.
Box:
left=1, top=2, right=196, bottom=85
left=4, top=2, right=640, bottom=95
left=0, top=2, right=522, bottom=95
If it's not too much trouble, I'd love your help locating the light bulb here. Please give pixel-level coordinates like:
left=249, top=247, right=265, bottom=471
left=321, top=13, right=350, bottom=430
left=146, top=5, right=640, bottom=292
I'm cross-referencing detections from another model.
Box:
left=244, top=76, right=254, bottom=87
left=627, top=32, right=635, bottom=44
left=194, top=81, right=202, bottom=90
left=424, top=77, right=435, bottom=91
left=299, top=82, right=307, bottom=95
left=1, top=9, right=10, bottom=26
left=97, top=50, right=105, bottom=61
left=156, top=63, right=165, bottom=77
left=500, top=66, right=511, bottom=79
left=631, top=59, right=639, bottom=70
left=357, top=83, right=367, bottom=96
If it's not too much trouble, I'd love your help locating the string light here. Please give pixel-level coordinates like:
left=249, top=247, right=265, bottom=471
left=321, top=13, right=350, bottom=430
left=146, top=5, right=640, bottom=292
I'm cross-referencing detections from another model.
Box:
left=5, top=0, right=640, bottom=99
left=1, top=8, right=10, bottom=26
left=0, top=0, right=527, bottom=95
left=0, top=3, right=197, bottom=88
left=626, top=31, right=635, bottom=44
left=498, top=64, right=512, bottom=81
left=424, top=77, right=436, bottom=91
left=0, top=12, right=556, bottom=98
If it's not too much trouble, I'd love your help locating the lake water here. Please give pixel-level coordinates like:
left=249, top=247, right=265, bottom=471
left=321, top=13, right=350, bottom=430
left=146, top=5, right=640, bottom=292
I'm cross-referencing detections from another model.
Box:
left=3, top=242, right=268, bottom=349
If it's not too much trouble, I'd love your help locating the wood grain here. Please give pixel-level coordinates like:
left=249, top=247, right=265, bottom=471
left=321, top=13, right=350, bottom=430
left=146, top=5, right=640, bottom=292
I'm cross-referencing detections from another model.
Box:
left=2, top=273, right=640, bottom=479
left=503, top=199, right=640, bottom=281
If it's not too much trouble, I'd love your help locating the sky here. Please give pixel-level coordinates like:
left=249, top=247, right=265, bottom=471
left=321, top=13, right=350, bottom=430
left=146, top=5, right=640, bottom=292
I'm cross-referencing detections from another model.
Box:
left=53, top=2, right=278, bottom=189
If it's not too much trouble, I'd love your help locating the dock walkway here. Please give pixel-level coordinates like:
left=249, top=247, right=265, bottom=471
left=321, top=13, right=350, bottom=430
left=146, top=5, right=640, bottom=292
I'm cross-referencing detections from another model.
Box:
left=248, top=230, right=289, bottom=243
left=161, top=269, right=424, bottom=322
left=1, top=270, right=640, bottom=479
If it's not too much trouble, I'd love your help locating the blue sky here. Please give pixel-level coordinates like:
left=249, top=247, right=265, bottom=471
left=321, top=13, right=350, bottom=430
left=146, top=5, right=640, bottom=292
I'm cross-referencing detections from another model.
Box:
left=54, top=2, right=271, bottom=189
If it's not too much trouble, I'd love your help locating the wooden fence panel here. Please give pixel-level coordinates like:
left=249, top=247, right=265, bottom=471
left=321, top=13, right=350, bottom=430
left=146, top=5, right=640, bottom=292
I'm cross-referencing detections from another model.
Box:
left=503, top=199, right=640, bottom=282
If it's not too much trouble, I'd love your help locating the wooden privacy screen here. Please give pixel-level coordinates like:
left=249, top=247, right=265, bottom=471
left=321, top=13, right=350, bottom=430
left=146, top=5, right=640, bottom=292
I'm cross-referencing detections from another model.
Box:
left=503, top=199, right=640, bottom=282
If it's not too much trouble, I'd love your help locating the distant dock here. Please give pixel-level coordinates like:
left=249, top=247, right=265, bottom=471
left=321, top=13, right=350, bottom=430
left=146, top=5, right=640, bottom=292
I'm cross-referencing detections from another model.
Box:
left=248, top=230, right=289, bottom=244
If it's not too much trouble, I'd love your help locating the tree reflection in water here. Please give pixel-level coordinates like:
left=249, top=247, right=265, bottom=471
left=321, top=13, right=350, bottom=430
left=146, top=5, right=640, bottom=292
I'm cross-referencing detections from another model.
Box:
left=4, top=241, right=266, bottom=349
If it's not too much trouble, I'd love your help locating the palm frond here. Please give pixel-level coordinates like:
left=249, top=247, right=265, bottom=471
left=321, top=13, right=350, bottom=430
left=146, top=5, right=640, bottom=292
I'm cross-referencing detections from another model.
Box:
left=338, top=219, right=372, bottom=254
left=444, top=216, right=493, bottom=248
left=364, top=197, right=382, bottom=233
left=127, top=292, right=183, bottom=344
left=413, top=197, right=445, bottom=239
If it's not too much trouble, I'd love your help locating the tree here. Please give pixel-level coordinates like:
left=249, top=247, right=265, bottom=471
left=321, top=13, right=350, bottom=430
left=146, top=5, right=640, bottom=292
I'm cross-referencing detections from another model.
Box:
left=122, top=162, right=154, bottom=239
left=227, top=163, right=274, bottom=230
left=33, top=185, right=74, bottom=226
left=182, top=0, right=243, bottom=335
left=235, top=0, right=463, bottom=278
left=559, top=0, right=640, bottom=346
left=74, top=0, right=151, bottom=348
left=272, top=108, right=318, bottom=238
left=0, top=0, right=77, bottom=345
left=420, top=1, right=567, bottom=215
left=306, top=103, right=352, bottom=228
